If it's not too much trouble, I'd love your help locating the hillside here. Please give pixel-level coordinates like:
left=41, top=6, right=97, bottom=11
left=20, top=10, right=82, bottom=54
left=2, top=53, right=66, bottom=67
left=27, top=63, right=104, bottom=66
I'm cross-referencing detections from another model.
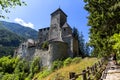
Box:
left=0, top=21, right=38, bottom=57
left=33, top=57, right=99, bottom=80
left=0, top=21, right=38, bottom=40
left=0, top=56, right=98, bottom=80
left=0, top=26, right=24, bottom=57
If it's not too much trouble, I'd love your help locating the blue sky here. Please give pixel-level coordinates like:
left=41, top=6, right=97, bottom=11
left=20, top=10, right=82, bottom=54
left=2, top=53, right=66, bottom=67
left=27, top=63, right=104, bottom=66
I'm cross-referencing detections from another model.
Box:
left=1, top=0, right=89, bottom=42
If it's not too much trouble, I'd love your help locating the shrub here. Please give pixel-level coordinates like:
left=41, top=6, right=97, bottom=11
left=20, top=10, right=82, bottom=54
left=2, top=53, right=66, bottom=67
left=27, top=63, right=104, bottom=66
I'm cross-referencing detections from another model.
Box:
left=51, top=60, right=63, bottom=71
left=38, top=70, right=52, bottom=78
left=42, top=41, right=48, bottom=49
left=63, top=57, right=72, bottom=66
left=30, top=57, right=40, bottom=74
left=2, top=74, right=19, bottom=80
left=72, top=57, right=82, bottom=64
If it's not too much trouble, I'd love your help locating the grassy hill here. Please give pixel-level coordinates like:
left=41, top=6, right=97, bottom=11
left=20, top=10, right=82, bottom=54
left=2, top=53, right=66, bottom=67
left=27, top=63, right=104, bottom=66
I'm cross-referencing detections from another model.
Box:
left=33, top=57, right=99, bottom=80
left=0, top=56, right=102, bottom=80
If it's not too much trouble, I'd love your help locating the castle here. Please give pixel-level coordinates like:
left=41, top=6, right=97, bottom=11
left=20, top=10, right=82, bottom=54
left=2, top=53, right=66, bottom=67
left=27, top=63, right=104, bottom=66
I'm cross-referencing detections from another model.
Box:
left=14, top=8, right=79, bottom=67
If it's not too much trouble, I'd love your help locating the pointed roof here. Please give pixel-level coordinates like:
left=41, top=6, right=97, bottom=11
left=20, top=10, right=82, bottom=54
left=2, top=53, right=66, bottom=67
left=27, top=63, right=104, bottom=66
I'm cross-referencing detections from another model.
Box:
left=62, top=22, right=72, bottom=29
left=51, top=8, right=67, bottom=17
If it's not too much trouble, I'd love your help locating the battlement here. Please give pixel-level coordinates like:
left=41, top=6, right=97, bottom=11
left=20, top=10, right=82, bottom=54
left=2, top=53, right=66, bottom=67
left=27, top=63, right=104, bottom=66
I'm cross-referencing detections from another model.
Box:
left=39, top=27, right=50, bottom=32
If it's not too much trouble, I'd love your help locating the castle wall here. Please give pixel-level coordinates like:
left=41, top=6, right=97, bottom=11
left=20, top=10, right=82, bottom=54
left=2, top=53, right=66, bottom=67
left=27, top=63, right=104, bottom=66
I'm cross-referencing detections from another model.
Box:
left=62, top=28, right=71, bottom=37
left=48, top=41, right=68, bottom=66
left=34, top=49, right=49, bottom=67
left=39, top=27, right=49, bottom=44
left=14, top=44, right=36, bottom=61
left=26, top=47, right=36, bottom=60
left=62, top=36, right=73, bottom=57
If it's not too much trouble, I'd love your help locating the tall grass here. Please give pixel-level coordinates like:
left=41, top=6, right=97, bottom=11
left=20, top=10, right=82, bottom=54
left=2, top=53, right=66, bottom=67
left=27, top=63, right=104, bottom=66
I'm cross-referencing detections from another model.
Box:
left=40, top=57, right=98, bottom=80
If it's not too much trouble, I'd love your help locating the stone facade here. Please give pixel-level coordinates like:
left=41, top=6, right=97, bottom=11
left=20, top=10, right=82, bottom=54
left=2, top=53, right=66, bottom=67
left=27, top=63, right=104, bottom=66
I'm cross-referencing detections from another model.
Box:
left=38, top=27, right=49, bottom=44
left=14, top=8, right=79, bottom=67
left=38, top=8, right=78, bottom=56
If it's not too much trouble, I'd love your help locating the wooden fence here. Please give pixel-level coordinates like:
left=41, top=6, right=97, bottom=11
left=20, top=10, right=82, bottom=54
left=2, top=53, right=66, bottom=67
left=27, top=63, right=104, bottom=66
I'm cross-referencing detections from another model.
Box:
left=69, top=58, right=107, bottom=80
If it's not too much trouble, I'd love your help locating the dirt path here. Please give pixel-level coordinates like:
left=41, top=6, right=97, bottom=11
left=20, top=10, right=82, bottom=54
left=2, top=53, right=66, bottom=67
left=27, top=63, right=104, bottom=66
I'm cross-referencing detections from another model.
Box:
left=102, top=61, right=120, bottom=80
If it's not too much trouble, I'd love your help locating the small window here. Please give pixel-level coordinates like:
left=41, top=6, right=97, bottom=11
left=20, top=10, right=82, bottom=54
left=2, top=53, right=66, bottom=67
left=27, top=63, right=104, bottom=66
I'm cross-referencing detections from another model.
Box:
left=64, top=28, right=66, bottom=31
left=47, top=28, right=49, bottom=30
left=40, top=29, right=42, bottom=32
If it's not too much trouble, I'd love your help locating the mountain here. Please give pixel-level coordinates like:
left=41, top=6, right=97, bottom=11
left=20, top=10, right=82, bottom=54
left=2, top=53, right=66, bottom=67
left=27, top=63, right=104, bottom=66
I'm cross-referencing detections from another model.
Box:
left=0, top=21, right=38, bottom=40
left=0, top=26, right=24, bottom=57
left=0, top=21, right=38, bottom=57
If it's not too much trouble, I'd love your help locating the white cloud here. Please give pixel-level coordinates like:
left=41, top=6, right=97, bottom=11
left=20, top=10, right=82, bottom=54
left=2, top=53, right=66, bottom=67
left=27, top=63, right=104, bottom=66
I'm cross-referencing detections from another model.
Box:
left=14, top=18, right=34, bottom=29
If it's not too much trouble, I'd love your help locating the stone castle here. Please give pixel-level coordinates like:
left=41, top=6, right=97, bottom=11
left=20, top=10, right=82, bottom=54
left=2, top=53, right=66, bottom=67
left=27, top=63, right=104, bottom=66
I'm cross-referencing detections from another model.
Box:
left=14, top=8, right=79, bottom=67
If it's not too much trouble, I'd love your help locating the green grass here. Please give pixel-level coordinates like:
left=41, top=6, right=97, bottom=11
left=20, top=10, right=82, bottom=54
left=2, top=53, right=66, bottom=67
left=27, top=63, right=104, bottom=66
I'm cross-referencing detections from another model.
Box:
left=33, top=57, right=99, bottom=80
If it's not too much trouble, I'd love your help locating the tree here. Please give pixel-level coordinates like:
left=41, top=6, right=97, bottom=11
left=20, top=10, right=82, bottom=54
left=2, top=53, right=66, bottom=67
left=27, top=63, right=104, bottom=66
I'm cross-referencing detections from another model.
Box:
left=110, top=33, right=120, bottom=60
left=84, top=0, right=120, bottom=57
left=0, top=0, right=26, bottom=18
left=72, top=27, right=88, bottom=57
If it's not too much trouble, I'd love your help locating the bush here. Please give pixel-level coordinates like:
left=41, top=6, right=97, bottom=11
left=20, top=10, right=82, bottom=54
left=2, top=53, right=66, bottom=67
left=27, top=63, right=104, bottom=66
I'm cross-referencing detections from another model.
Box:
left=38, top=70, right=52, bottom=78
left=117, top=60, right=120, bottom=64
left=42, top=41, right=48, bottom=49
left=2, top=74, right=19, bottom=80
left=51, top=60, right=63, bottom=71
left=72, top=57, right=82, bottom=64
left=0, top=56, right=41, bottom=80
left=63, top=57, right=72, bottom=66
left=30, top=57, right=40, bottom=74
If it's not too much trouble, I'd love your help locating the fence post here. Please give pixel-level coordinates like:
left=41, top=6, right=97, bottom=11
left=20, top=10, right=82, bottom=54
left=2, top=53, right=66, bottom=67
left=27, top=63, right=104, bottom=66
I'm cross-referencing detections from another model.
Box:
left=91, top=65, right=95, bottom=75
left=87, top=67, right=90, bottom=80
left=95, top=63, right=98, bottom=72
left=69, top=72, right=76, bottom=80
left=82, top=70, right=87, bottom=80
left=98, top=61, right=101, bottom=67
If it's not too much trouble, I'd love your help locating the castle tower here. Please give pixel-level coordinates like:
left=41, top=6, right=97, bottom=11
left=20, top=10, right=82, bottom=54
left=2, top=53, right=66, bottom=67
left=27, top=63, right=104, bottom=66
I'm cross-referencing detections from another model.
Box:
left=49, top=8, right=67, bottom=41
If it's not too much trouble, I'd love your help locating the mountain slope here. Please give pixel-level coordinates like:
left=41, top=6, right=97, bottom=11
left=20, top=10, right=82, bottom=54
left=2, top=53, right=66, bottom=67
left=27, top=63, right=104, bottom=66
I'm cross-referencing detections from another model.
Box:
left=0, top=21, right=38, bottom=57
left=0, top=27, right=24, bottom=57
left=0, top=21, right=38, bottom=40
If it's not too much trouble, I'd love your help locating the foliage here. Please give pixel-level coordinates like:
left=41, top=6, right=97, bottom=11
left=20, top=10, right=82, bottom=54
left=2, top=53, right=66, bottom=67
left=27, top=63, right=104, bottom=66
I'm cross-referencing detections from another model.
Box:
left=51, top=60, right=63, bottom=71
left=72, top=57, right=82, bottom=64
left=0, top=0, right=26, bottom=18
left=42, top=58, right=98, bottom=80
left=0, top=21, right=38, bottom=40
left=63, top=57, right=72, bottom=66
left=0, top=56, right=41, bottom=80
left=84, top=0, right=120, bottom=57
left=33, top=57, right=83, bottom=80
left=42, top=41, right=49, bottom=49
left=30, top=57, right=40, bottom=74
left=0, top=28, right=23, bottom=57
left=2, top=74, right=19, bottom=80
left=110, top=33, right=120, bottom=59
left=72, top=27, right=90, bottom=57
left=38, top=70, right=52, bottom=79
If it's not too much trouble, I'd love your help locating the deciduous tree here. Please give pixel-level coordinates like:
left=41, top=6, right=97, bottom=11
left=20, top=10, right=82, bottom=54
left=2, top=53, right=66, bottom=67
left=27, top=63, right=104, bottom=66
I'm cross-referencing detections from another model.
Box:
left=84, top=0, right=120, bottom=57
left=0, top=0, right=26, bottom=18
